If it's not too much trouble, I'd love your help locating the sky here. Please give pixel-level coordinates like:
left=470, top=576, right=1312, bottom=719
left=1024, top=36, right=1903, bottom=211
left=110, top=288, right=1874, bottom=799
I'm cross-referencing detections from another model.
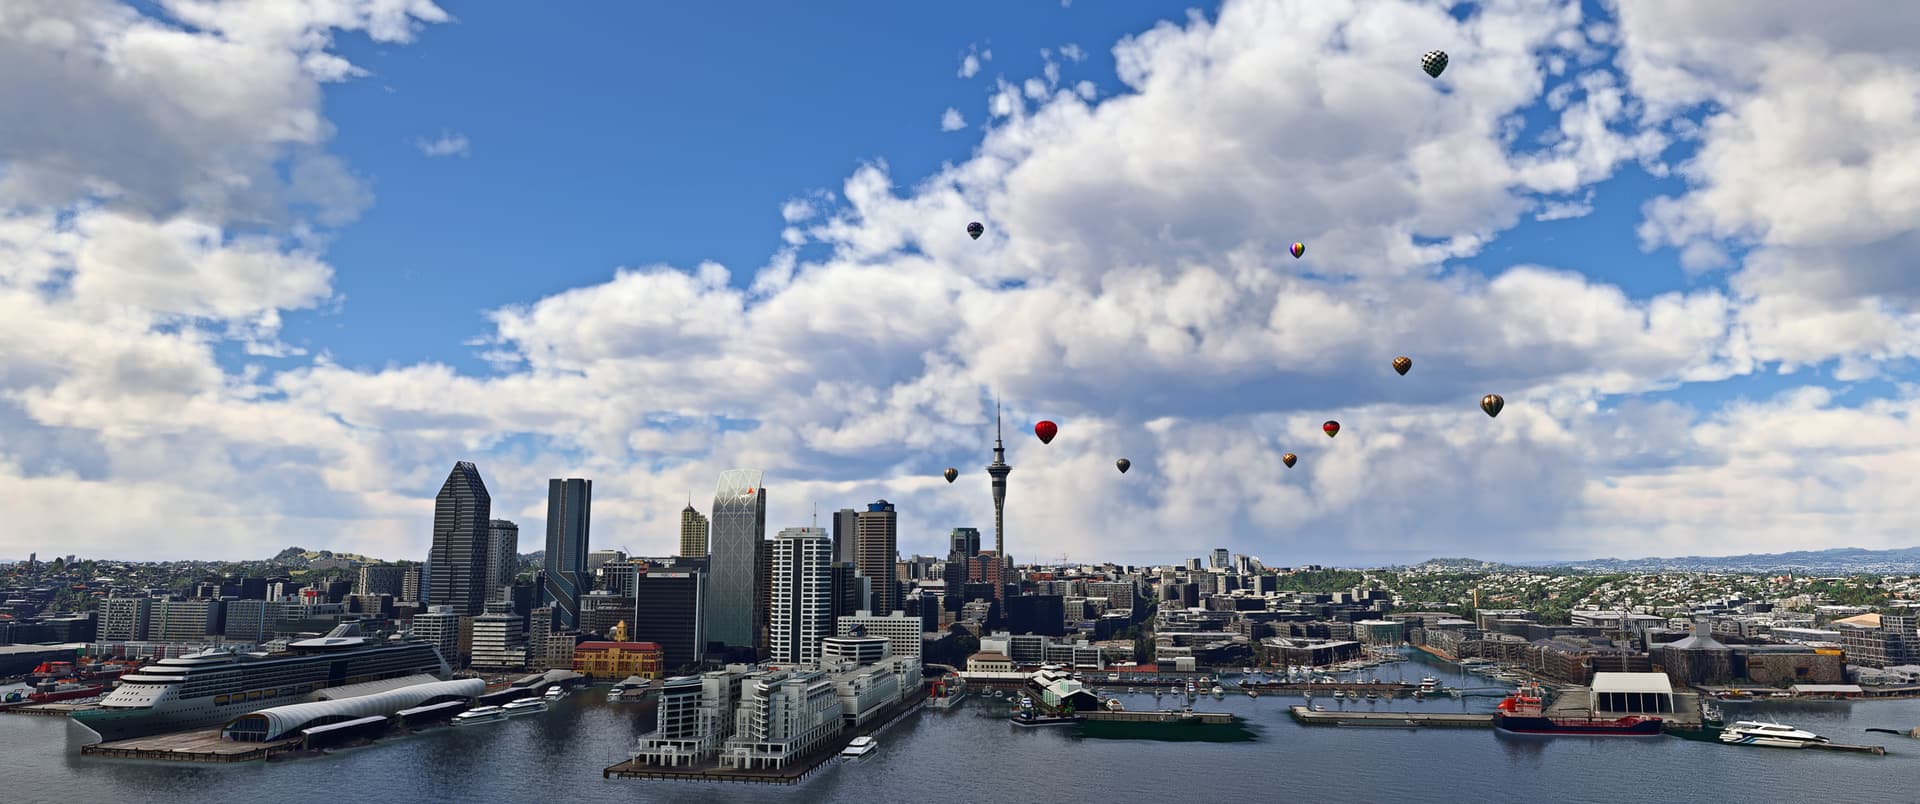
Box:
left=4, top=0, right=1920, bottom=567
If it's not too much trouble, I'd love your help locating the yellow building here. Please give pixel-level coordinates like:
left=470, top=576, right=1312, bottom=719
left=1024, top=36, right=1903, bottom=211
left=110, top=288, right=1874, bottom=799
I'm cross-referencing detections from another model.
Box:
left=572, top=622, right=663, bottom=679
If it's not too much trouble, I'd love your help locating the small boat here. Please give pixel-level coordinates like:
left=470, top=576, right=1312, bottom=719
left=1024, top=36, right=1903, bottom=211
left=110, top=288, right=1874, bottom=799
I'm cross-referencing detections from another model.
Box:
left=1104, top=698, right=1124, bottom=711
left=1418, top=677, right=1440, bottom=693
left=1247, top=689, right=1259, bottom=698
left=1243, top=667, right=1255, bottom=675
left=1312, top=704, right=1327, bottom=712
left=1332, top=690, right=1345, bottom=699
left=1366, top=692, right=1379, bottom=700
left=452, top=706, right=508, bottom=725
left=1701, top=701, right=1725, bottom=725
left=1719, top=721, right=1829, bottom=748
left=544, top=686, right=565, bottom=700
left=841, top=735, right=877, bottom=758
left=502, top=697, right=548, bottom=715
left=1211, top=686, right=1224, bottom=696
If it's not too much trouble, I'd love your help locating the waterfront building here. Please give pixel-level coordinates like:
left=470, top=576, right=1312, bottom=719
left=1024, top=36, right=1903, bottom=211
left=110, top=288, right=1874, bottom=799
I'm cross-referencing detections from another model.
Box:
left=631, top=567, right=706, bottom=673
left=428, top=461, right=493, bottom=616
left=99, top=598, right=151, bottom=642
left=574, top=636, right=665, bottom=679
left=408, top=606, right=463, bottom=668
left=821, top=635, right=890, bottom=666
left=680, top=504, right=710, bottom=558
left=707, top=470, right=767, bottom=655
left=824, top=660, right=901, bottom=728
left=151, top=598, right=220, bottom=641
left=769, top=527, right=833, bottom=665
left=837, top=610, right=922, bottom=666
left=718, top=668, right=844, bottom=770
left=966, top=652, right=1016, bottom=673
left=855, top=501, right=899, bottom=614
left=1588, top=672, right=1677, bottom=715
left=220, top=677, right=485, bottom=742
left=469, top=602, right=527, bottom=670
left=634, top=666, right=753, bottom=767
left=485, top=520, right=519, bottom=602
left=544, top=478, right=593, bottom=631
left=1835, top=613, right=1918, bottom=668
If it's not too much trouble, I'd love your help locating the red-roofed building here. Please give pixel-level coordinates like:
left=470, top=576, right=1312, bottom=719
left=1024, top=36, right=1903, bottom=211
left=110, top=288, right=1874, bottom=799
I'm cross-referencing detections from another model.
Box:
left=573, top=641, right=664, bottom=679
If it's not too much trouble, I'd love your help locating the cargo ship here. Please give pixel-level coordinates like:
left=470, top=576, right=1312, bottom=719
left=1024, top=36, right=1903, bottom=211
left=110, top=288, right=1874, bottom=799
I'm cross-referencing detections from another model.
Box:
left=1493, top=683, right=1664, bottom=736
left=29, top=681, right=108, bottom=703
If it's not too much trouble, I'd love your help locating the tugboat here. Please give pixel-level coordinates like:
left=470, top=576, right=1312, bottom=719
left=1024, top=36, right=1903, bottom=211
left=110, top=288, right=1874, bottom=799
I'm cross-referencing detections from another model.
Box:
left=1493, top=683, right=1663, bottom=736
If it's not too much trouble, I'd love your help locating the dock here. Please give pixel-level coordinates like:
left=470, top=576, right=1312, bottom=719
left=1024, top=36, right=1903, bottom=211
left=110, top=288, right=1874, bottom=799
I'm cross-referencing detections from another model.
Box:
left=604, top=686, right=926, bottom=785
left=0, top=702, right=91, bottom=717
left=1289, top=705, right=1493, bottom=728
left=1807, top=742, right=1888, bottom=756
left=1081, top=709, right=1235, bottom=725
left=80, top=728, right=304, bottom=763
left=1247, top=681, right=1416, bottom=694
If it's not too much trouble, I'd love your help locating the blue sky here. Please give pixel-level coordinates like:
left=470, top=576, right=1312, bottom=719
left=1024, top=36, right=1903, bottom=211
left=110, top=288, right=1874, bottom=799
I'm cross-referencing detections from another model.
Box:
left=4, top=0, right=1916, bottom=564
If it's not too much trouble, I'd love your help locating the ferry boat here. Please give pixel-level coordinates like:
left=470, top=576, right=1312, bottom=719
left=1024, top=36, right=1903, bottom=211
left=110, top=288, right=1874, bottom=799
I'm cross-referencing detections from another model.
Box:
left=1494, top=683, right=1664, bottom=736
left=543, top=685, right=566, bottom=701
left=502, top=697, right=548, bottom=715
left=1719, top=721, right=1828, bottom=748
left=841, top=735, right=877, bottom=758
left=452, top=706, right=508, bottom=726
left=71, top=621, right=451, bottom=742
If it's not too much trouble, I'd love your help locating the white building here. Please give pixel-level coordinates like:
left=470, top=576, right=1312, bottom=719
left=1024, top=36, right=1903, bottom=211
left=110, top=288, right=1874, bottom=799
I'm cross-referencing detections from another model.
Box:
left=469, top=603, right=527, bottom=670
left=826, top=661, right=900, bottom=727
left=719, top=668, right=844, bottom=770
left=821, top=635, right=889, bottom=666
left=634, top=666, right=752, bottom=767
left=836, top=610, right=921, bottom=666
left=99, top=598, right=151, bottom=642
left=408, top=606, right=462, bottom=668
left=769, top=527, right=833, bottom=665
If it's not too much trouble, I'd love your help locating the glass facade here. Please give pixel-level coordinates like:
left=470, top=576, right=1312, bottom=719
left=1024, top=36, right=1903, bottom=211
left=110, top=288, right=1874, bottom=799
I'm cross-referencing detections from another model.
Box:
left=543, top=478, right=592, bottom=630
left=706, top=469, right=766, bottom=653
left=428, top=462, right=492, bottom=616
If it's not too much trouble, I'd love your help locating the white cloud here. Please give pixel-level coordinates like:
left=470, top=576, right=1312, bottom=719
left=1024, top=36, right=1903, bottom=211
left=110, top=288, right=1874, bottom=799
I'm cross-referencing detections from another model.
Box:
left=413, top=130, right=470, bottom=158
left=958, top=44, right=991, bottom=79
left=4, top=0, right=1919, bottom=567
left=940, top=107, right=966, bottom=132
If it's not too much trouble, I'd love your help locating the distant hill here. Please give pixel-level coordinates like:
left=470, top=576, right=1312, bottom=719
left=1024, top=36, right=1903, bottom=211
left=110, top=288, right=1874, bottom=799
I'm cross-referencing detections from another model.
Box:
left=269, top=546, right=378, bottom=567
left=1531, top=546, right=1920, bottom=574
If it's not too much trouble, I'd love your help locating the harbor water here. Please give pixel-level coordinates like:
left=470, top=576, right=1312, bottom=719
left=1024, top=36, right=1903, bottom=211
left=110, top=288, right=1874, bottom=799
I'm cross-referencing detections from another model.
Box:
left=3, top=656, right=1917, bottom=804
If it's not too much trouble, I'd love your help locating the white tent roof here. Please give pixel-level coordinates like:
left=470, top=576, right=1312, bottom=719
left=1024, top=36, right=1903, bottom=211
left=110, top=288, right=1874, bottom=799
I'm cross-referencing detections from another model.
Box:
left=1590, top=672, right=1674, bottom=695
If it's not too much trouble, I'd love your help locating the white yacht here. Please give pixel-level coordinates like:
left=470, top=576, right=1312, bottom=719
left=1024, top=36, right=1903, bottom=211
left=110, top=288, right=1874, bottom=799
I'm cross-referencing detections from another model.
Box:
left=544, top=686, right=565, bottom=701
left=842, top=735, right=877, bottom=758
left=452, top=705, right=508, bottom=726
left=502, top=697, right=548, bottom=715
left=1418, top=677, right=1440, bottom=693
left=1719, top=721, right=1829, bottom=748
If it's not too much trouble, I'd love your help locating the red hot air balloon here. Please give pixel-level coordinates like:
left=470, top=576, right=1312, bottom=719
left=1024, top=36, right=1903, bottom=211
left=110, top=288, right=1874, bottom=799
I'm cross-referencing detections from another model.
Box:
left=1034, top=420, right=1058, bottom=444
left=1322, top=420, right=1340, bottom=438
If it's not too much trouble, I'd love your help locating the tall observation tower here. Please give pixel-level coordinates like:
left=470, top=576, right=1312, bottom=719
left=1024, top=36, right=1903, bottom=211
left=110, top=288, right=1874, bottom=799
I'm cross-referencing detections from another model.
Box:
left=986, top=402, right=1013, bottom=595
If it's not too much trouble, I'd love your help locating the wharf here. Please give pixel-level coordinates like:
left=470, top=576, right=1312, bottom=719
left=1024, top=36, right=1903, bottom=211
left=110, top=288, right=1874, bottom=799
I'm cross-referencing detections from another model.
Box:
left=1247, top=681, right=1416, bottom=693
left=0, top=702, right=92, bottom=717
left=81, top=728, right=303, bottom=763
left=1290, top=705, right=1493, bottom=728
left=1807, top=742, right=1888, bottom=756
left=604, top=686, right=926, bottom=785
left=1081, top=709, right=1236, bottom=724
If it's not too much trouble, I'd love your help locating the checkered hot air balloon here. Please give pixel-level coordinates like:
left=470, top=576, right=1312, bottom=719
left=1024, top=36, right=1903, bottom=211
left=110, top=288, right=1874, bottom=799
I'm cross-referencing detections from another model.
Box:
left=1421, top=50, right=1449, bottom=78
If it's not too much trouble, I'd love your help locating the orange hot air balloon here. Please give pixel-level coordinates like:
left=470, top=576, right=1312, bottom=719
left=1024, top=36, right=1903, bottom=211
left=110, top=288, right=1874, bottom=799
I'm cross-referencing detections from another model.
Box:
left=1392, top=356, right=1412, bottom=376
left=1282, top=453, right=1297, bottom=468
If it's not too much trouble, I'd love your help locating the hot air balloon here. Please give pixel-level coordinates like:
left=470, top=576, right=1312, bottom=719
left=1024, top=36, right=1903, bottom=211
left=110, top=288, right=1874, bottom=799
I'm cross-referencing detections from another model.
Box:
left=1322, top=421, right=1340, bottom=438
left=1481, top=394, right=1504, bottom=418
left=1282, top=453, right=1297, bottom=468
left=1393, top=356, right=1412, bottom=376
left=944, top=467, right=959, bottom=483
left=1421, top=50, right=1449, bottom=78
left=967, top=221, right=984, bottom=240
left=1290, top=242, right=1306, bottom=259
left=1116, top=458, right=1131, bottom=474
left=1035, top=420, right=1058, bottom=444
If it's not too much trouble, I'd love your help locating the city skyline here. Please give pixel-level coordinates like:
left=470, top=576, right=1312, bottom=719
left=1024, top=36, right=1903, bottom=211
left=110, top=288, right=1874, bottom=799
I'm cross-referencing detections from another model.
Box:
left=6, top=1, right=1920, bottom=569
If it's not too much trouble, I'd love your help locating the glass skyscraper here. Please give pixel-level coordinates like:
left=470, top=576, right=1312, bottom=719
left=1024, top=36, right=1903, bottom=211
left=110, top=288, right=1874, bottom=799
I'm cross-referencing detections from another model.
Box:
left=544, top=478, right=592, bottom=630
left=706, top=469, right=766, bottom=653
left=428, top=461, right=491, bottom=616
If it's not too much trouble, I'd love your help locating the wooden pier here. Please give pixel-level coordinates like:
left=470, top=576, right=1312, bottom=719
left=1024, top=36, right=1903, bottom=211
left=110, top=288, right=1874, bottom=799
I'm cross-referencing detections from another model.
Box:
left=80, top=728, right=304, bottom=763
left=1289, top=705, right=1493, bottom=728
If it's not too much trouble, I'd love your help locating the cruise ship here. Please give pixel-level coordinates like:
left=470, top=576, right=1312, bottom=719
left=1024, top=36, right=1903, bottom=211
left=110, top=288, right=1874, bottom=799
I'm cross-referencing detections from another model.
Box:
left=72, top=622, right=450, bottom=742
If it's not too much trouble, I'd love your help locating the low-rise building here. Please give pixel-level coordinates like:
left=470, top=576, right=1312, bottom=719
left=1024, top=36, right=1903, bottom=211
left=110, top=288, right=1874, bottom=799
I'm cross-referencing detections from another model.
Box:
left=574, top=640, right=664, bottom=680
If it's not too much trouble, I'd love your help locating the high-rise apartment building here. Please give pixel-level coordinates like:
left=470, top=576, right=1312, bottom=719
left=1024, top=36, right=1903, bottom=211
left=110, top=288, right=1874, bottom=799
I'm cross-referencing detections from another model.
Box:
left=100, top=597, right=151, bottom=642
left=680, top=505, right=710, bottom=557
left=544, top=478, right=592, bottom=630
left=428, top=461, right=492, bottom=616
left=1210, top=548, right=1230, bottom=569
left=855, top=500, right=898, bottom=614
left=358, top=565, right=406, bottom=598
left=831, top=508, right=858, bottom=566
left=706, top=469, right=766, bottom=654
left=486, top=520, right=520, bottom=601
left=769, top=527, right=832, bottom=665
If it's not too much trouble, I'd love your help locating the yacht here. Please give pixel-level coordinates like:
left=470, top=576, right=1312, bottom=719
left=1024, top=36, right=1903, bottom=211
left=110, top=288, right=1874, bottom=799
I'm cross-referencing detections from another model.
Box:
left=502, top=697, right=548, bottom=715
left=841, top=735, right=877, bottom=758
left=544, top=685, right=565, bottom=701
left=1418, top=677, right=1440, bottom=693
left=1719, top=721, right=1829, bottom=748
left=452, top=706, right=508, bottom=726
left=72, top=622, right=451, bottom=742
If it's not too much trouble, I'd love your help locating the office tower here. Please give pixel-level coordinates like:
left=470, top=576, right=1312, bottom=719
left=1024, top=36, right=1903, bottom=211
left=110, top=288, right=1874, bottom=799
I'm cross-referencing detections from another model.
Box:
left=401, top=562, right=425, bottom=603
left=601, top=559, right=639, bottom=598
left=768, top=527, right=832, bottom=664
left=757, top=538, right=773, bottom=658
left=949, top=527, right=980, bottom=559
left=409, top=605, right=463, bottom=668
left=985, top=404, right=1013, bottom=596
left=100, top=598, right=151, bottom=642
left=1210, top=548, right=1230, bottom=569
left=358, top=565, right=406, bottom=598
left=544, top=478, right=593, bottom=630
left=486, top=520, right=519, bottom=601
left=829, top=562, right=865, bottom=621
left=679, top=504, right=710, bottom=557
left=632, top=567, right=706, bottom=673
left=855, top=500, right=899, bottom=614
left=831, top=508, right=858, bottom=566
left=428, top=461, right=492, bottom=616
left=222, top=600, right=281, bottom=641
left=706, top=469, right=766, bottom=653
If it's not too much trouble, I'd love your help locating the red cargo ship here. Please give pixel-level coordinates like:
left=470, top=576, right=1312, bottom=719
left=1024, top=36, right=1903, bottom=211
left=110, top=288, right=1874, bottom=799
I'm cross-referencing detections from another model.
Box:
left=1494, top=683, right=1664, bottom=736
left=28, top=681, right=108, bottom=703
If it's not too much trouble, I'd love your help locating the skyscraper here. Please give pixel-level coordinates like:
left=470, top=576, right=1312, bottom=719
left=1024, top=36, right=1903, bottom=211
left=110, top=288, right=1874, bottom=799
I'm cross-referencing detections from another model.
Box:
left=831, top=508, right=858, bottom=566
left=985, top=403, right=1012, bottom=597
left=679, top=504, right=710, bottom=557
left=707, top=469, right=766, bottom=654
left=855, top=500, right=899, bottom=614
left=1210, top=548, right=1229, bottom=570
left=428, top=461, right=492, bottom=616
left=768, top=526, right=832, bottom=664
left=486, top=520, right=519, bottom=602
left=949, top=527, right=981, bottom=559
left=544, top=478, right=592, bottom=630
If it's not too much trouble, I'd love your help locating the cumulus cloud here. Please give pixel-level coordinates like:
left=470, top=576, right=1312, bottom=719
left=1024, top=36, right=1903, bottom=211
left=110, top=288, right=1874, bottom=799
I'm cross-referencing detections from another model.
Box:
left=940, top=108, right=967, bottom=132
left=413, top=130, right=470, bottom=158
left=2, top=0, right=1916, bottom=567
left=958, top=43, right=992, bottom=79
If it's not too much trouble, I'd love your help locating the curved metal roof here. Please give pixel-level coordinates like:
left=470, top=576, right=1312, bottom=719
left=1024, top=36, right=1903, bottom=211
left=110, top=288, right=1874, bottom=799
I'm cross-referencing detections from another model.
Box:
left=222, top=678, right=484, bottom=741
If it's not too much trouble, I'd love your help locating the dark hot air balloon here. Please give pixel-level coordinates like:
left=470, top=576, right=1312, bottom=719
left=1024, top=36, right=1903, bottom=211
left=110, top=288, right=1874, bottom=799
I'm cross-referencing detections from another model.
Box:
left=1290, top=241, right=1306, bottom=259
left=1116, top=458, right=1131, bottom=474
left=967, top=221, right=984, bottom=240
left=1393, top=356, right=1412, bottom=376
left=1481, top=394, right=1504, bottom=418
left=1421, top=50, right=1449, bottom=78
left=1035, top=420, right=1058, bottom=444
left=944, top=467, right=959, bottom=483
left=1282, top=453, right=1297, bottom=468
left=1322, top=421, right=1340, bottom=438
